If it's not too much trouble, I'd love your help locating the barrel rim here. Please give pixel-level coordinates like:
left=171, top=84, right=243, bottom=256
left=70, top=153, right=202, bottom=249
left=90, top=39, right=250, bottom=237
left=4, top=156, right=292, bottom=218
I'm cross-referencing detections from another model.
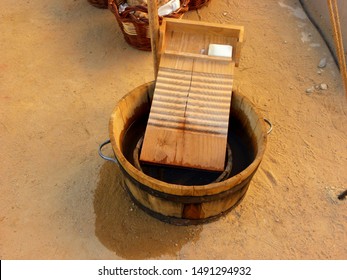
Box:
left=109, top=81, right=267, bottom=197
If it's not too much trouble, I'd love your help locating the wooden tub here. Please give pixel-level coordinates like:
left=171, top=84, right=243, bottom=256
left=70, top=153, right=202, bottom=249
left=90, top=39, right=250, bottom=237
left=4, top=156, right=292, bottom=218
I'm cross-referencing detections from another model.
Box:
left=104, top=81, right=267, bottom=225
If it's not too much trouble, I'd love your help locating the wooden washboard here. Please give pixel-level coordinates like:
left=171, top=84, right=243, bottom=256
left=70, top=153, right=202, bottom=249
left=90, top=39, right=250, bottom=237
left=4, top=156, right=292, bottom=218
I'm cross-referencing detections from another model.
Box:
left=140, top=19, right=244, bottom=171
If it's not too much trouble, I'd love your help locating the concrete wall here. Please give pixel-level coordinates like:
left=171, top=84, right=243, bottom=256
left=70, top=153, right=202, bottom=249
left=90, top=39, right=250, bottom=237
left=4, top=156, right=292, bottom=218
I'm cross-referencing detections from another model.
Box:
left=300, top=0, right=347, bottom=61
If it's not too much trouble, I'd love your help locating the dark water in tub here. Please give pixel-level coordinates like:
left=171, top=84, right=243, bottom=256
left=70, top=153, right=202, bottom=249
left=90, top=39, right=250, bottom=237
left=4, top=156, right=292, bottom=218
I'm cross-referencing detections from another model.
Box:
left=122, top=113, right=255, bottom=186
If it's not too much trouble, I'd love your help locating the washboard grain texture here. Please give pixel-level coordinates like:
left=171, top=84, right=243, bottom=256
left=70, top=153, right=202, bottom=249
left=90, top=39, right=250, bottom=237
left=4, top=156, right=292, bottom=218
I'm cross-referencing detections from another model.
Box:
left=140, top=19, right=244, bottom=171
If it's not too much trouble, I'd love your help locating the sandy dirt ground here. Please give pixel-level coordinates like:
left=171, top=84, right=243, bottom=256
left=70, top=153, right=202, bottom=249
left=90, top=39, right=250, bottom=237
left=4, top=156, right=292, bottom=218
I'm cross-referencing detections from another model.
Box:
left=0, top=0, right=346, bottom=260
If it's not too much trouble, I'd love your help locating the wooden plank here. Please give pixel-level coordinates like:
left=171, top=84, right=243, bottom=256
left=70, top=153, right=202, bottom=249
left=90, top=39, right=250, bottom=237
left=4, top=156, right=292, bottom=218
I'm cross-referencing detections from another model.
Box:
left=164, top=18, right=243, bottom=66
left=158, top=19, right=167, bottom=65
left=140, top=54, right=234, bottom=171
left=164, top=30, right=240, bottom=65
left=186, top=59, right=234, bottom=137
left=164, top=50, right=232, bottom=63
left=147, top=0, right=160, bottom=78
left=140, top=126, right=228, bottom=171
left=164, top=18, right=244, bottom=40
left=140, top=19, right=240, bottom=171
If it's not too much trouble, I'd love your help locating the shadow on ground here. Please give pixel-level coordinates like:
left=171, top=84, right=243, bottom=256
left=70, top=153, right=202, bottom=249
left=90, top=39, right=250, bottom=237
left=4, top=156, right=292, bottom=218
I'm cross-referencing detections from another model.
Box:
left=94, top=161, right=202, bottom=259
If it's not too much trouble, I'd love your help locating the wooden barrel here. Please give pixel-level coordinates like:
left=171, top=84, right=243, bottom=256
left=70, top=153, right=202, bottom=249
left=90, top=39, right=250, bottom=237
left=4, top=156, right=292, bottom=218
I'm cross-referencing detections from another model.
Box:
left=109, top=82, right=267, bottom=225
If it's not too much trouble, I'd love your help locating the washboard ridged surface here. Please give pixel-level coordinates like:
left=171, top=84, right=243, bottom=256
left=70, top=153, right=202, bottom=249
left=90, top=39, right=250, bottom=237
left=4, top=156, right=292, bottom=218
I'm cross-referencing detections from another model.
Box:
left=140, top=19, right=243, bottom=171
